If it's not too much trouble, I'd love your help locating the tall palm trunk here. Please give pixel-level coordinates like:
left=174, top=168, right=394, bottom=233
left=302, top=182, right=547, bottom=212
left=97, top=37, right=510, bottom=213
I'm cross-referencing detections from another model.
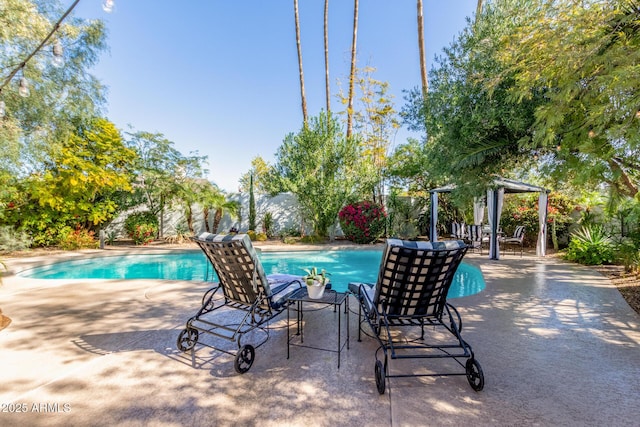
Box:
left=346, top=0, right=359, bottom=138
left=417, top=0, right=428, bottom=97
left=213, top=209, right=222, bottom=234
left=203, top=207, right=211, bottom=232
left=476, top=0, right=483, bottom=25
left=294, top=0, right=308, bottom=125
left=324, top=0, right=331, bottom=115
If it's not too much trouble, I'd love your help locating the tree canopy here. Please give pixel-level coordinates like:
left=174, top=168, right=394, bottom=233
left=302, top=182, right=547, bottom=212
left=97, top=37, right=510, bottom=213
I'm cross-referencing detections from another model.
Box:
left=396, top=0, right=640, bottom=202
left=269, top=112, right=359, bottom=237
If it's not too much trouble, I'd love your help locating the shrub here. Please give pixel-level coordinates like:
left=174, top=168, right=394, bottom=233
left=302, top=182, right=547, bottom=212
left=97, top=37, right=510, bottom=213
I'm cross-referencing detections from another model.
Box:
left=299, top=235, right=326, bottom=244
left=164, top=224, right=191, bottom=244
left=501, top=193, right=574, bottom=249
left=0, top=226, right=32, bottom=252
left=565, top=225, right=614, bottom=265
left=124, top=212, right=159, bottom=245
left=616, top=239, right=640, bottom=273
left=247, top=230, right=267, bottom=241
left=262, top=212, right=274, bottom=238
left=58, top=226, right=98, bottom=250
left=280, top=227, right=301, bottom=240
left=339, top=201, right=387, bottom=244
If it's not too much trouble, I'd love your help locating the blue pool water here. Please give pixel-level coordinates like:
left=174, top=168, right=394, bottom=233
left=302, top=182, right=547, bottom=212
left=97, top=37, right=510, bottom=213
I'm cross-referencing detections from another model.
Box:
left=18, top=250, right=485, bottom=297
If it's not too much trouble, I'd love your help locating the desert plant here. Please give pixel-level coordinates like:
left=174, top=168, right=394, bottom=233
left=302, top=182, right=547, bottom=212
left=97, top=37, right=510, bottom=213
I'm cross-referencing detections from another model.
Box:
left=106, top=231, right=117, bottom=245
left=301, top=267, right=330, bottom=286
left=164, top=224, right=192, bottom=244
left=339, top=201, right=387, bottom=244
left=565, top=225, right=614, bottom=265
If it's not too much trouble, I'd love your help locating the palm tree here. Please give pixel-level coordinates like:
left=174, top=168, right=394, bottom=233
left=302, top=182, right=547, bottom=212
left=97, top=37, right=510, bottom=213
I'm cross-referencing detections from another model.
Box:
left=294, top=0, right=308, bottom=125
left=324, top=0, right=331, bottom=115
left=346, top=0, right=359, bottom=138
left=475, top=0, right=483, bottom=25
left=210, top=195, right=240, bottom=234
left=417, top=0, right=428, bottom=96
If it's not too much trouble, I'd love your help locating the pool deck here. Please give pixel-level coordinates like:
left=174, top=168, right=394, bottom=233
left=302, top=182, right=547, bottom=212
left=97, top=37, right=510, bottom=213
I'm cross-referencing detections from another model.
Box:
left=1, top=243, right=639, bottom=426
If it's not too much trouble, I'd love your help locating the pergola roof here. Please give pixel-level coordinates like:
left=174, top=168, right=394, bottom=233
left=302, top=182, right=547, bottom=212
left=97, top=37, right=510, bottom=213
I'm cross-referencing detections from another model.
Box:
left=430, top=177, right=548, bottom=195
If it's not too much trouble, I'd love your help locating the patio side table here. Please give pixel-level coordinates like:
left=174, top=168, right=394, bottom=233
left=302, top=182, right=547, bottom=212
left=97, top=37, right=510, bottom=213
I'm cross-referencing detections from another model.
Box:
left=286, top=287, right=349, bottom=368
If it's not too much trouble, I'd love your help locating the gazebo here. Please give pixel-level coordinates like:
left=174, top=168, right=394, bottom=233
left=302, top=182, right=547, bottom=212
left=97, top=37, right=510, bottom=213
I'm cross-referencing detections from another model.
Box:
left=429, top=177, right=550, bottom=260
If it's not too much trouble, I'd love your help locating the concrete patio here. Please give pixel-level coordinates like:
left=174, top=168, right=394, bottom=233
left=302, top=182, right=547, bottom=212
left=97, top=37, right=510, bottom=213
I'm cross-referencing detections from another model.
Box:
left=1, top=245, right=639, bottom=426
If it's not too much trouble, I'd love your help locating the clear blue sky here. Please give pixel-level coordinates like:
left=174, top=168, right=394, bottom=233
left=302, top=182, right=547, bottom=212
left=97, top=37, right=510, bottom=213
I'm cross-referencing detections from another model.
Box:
left=75, top=1, right=478, bottom=193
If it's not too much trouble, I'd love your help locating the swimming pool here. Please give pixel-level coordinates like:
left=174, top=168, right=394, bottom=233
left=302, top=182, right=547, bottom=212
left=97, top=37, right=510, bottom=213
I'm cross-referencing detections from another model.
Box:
left=18, top=250, right=485, bottom=297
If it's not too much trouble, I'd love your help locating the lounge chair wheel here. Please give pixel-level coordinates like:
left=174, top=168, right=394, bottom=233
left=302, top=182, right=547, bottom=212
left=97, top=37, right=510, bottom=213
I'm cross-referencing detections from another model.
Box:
left=375, top=360, right=386, bottom=394
left=234, top=344, right=255, bottom=374
left=465, top=358, right=484, bottom=391
left=177, top=328, right=199, bottom=352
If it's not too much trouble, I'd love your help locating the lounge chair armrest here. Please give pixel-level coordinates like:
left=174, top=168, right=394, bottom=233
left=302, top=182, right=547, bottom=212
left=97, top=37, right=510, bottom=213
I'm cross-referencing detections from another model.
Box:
left=267, top=274, right=303, bottom=310
left=348, top=282, right=377, bottom=314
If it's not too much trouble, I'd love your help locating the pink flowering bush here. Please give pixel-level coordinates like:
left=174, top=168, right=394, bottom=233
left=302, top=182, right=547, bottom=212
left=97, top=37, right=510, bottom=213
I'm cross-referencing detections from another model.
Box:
left=339, top=201, right=387, bottom=244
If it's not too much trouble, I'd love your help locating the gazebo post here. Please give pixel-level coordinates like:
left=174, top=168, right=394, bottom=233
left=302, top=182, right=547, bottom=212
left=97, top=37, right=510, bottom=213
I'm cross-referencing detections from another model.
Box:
left=429, top=191, right=438, bottom=242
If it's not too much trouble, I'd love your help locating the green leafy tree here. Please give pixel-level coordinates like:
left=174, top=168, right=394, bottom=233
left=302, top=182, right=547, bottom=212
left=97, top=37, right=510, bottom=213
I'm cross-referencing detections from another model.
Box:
left=5, top=118, right=135, bottom=245
left=0, top=0, right=108, bottom=171
left=340, top=66, right=400, bottom=204
left=400, top=0, right=542, bottom=199
left=496, top=0, right=640, bottom=198
left=239, top=156, right=271, bottom=193
left=126, top=131, right=208, bottom=235
left=269, top=112, right=359, bottom=238
left=126, top=131, right=183, bottom=216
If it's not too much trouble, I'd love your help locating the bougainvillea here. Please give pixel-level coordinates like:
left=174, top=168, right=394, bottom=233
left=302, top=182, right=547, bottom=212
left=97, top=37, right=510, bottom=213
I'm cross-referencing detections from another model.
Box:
left=338, top=201, right=387, bottom=244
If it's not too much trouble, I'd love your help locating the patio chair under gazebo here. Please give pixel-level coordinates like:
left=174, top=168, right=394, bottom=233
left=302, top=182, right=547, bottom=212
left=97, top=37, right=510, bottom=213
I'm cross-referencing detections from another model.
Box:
left=429, top=177, right=549, bottom=260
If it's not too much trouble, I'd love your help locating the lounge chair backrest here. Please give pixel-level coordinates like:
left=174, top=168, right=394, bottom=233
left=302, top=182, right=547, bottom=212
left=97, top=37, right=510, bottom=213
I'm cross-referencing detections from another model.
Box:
left=194, top=233, right=273, bottom=310
left=373, top=239, right=468, bottom=318
left=467, top=225, right=483, bottom=242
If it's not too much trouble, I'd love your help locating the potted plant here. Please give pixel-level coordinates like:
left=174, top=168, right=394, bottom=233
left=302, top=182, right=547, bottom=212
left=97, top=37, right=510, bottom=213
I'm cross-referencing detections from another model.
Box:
left=302, top=267, right=330, bottom=299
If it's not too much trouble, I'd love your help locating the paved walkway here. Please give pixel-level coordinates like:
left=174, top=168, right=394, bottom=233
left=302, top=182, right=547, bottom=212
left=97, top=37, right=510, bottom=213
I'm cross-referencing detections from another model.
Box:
left=0, top=246, right=639, bottom=426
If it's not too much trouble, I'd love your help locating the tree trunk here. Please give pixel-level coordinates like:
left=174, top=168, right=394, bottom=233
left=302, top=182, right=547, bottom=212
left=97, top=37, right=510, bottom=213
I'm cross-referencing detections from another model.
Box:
left=213, top=209, right=222, bottom=234
left=324, top=0, right=331, bottom=115
left=203, top=207, right=210, bottom=232
left=346, top=0, right=359, bottom=138
left=294, top=0, right=308, bottom=125
left=475, top=0, right=483, bottom=25
left=186, top=204, right=194, bottom=233
left=417, top=0, right=428, bottom=97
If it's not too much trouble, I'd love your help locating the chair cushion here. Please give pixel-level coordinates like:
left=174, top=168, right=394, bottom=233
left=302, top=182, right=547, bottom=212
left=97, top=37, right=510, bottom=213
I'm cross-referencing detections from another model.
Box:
left=348, top=282, right=375, bottom=312
left=267, top=274, right=304, bottom=309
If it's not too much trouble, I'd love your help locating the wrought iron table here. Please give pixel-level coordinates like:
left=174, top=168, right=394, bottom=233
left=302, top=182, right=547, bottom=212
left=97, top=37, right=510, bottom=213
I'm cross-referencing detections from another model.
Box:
left=286, top=287, right=349, bottom=368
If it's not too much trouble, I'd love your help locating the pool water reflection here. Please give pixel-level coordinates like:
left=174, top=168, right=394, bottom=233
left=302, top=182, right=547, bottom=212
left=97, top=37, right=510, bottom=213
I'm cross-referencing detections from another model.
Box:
left=18, top=249, right=485, bottom=297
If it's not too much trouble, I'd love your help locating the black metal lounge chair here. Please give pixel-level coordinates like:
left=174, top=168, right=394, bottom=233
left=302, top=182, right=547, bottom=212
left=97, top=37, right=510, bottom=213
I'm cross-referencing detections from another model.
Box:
left=177, top=233, right=303, bottom=373
left=349, top=239, right=484, bottom=394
